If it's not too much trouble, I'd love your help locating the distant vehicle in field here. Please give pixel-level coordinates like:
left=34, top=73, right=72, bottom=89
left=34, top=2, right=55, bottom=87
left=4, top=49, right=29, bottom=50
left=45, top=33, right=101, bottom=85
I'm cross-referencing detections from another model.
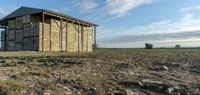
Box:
left=175, top=45, right=181, bottom=49
left=145, top=43, right=153, bottom=49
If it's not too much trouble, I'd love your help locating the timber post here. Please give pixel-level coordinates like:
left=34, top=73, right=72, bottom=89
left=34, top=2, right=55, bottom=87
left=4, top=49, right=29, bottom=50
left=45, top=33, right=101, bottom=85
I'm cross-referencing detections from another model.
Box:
left=42, top=12, right=45, bottom=51
left=4, top=26, right=7, bottom=51
left=65, top=20, right=68, bottom=52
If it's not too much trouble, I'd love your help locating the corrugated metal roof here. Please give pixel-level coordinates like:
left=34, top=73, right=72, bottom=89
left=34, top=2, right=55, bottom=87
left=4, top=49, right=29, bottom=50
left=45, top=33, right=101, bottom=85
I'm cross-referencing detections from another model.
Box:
left=0, top=6, right=97, bottom=26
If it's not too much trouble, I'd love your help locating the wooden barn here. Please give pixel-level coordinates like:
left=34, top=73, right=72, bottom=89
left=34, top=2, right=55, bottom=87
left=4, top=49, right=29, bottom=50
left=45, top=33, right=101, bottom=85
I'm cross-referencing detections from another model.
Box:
left=0, top=7, right=97, bottom=52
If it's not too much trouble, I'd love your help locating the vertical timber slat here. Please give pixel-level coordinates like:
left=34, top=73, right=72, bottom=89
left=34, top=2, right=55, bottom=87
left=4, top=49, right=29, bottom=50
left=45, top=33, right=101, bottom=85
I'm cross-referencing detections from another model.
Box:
left=78, top=24, right=80, bottom=52
left=94, top=26, right=96, bottom=46
left=81, top=25, right=84, bottom=52
left=65, top=20, right=68, bottom=52
left=42, top=12, right=45, bottom=51
left=50, top=19, right=52, bottom=51
left=60, top=18, right=63, bottom=51
left=4, top=26, right=7, bottom=51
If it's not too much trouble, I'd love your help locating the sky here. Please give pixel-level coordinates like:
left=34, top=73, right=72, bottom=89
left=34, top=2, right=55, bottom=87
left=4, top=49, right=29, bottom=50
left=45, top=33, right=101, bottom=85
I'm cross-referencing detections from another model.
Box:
left=0, top=0, right=200, bottom=48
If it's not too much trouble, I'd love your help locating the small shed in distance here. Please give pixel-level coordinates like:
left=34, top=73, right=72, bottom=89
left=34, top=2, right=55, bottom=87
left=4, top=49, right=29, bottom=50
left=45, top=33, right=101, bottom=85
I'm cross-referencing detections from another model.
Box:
left=0, top=6, right=98, bottom=52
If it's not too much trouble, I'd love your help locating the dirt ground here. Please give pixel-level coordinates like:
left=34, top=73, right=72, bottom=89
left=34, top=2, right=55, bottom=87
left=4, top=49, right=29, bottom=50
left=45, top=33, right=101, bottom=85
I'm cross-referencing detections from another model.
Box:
left=0, top=49, right=200, bottom=95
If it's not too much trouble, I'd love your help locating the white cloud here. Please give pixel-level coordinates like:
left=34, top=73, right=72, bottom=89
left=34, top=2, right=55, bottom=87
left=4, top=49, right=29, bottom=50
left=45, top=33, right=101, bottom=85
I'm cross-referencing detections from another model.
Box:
left=0, top=7, right=10, bottom=18
left=116, top=13, right=200, bottom=36
left=0, top=6, right=17, bottom=18
left=98, top=13, right=200, bottom=48
left=104, top=0, right=156, bottom=18
left=61, top=7, right=71, bottom=13
left=181, top=5, right=200, bottom=13
left=78, top=0, right=98, bottom=13
left=80, top=0, right=159, bottom=21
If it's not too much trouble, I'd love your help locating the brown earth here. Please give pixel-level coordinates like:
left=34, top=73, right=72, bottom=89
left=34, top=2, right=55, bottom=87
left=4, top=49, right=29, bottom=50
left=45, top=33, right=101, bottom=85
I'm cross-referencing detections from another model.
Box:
left=0, top=49, right=200, bottom=95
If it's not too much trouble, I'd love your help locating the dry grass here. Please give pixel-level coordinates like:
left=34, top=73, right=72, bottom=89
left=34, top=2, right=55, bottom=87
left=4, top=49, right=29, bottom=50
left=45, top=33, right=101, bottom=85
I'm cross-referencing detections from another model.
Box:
left=0, top=80, right=24, bottom=91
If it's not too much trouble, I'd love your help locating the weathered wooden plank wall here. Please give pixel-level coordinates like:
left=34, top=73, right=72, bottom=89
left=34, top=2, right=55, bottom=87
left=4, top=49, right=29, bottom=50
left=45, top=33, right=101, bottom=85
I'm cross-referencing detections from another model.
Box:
left=67, top=23, right=76, bottom=52
left=3, top=15, right=94, bottom=52
left=39, top=22, right=50, bottom=51
left=1, top=31, right=5, bottom=50
left=50, top=19, right=60, bottom=51
left=88, top=27, right=93, bottom=52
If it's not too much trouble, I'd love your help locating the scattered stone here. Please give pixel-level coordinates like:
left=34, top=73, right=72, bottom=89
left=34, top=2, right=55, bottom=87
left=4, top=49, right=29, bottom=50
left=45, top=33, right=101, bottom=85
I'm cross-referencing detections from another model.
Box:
left=43, top=90, right=51, bottom=95
left=0, top=50, right=199, bottom=95
left=17, top=61, right=26, bottom=64
left=88, top=87, right=97, bottom=95
left=64, top=91, right=73, bottom=95
left=166, top=87, right=179, bottom=94
left=63, top=86, right=71, bottom=91
left=112, top=91, right=125, bottom=95
left=162, top=66, right=169, bottom=71
left=167, top=62, right=180, bottom=68
left=142, top=80, right=169, bottom=93
left=125, top=89, right=133, bottom=95
left=118, top=81, right=143, bottom=88
left=9, top=73, right=17, bottom=79
left=0, top=90, right=7, bottom=95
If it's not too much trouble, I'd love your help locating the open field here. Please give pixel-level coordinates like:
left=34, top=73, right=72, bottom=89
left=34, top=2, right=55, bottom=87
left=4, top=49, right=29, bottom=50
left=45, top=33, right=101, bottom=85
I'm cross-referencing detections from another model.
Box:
left=0, top=49, right=200, bottom=95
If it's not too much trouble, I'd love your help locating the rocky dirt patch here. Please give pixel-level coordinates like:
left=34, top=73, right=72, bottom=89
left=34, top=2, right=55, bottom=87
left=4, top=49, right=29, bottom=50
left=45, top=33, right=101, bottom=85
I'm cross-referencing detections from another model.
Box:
left=0, top=49, right=200, bottom=95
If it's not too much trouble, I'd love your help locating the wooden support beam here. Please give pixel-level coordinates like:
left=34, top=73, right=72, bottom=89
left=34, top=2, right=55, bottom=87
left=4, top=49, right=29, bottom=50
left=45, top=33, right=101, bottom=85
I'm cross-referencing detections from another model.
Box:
left=78, top=24, right=80, bottom=52
left=81, top=25, right=84, bottom=52
left=4, top=26, right=7, bottom=51
left=60, top=18, right=63, bottom=51
left=72, top=22, right=77, bottom=52
left=65, top=20, right=68, bottom=52
left=42, top=12, right=45, bottom=51
left=72, top=22, right=79, bottom=52
left=44, top=12, right=94, bottom=27
left=49, top=18, right=52, bottom=52
left=53, top=19, right=60, bottom=28
left=87, top=26, right=89, bottom=52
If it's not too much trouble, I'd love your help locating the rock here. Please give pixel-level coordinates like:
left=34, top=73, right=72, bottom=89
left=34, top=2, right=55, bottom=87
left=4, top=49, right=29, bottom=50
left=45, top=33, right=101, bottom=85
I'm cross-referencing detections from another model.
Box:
left=43, top=90, right=51, bottom=95
left=167, top=62, right=180, bottom=68
left=9, top=73, right=17, bottom=79
left=125, top=89, right=133, bottom=95
left=166, top=87, right=180, bottom=94
left=118, top=81, right=143, bottom=87
left=56, top=83, right=62, bottom=88
left=125, top=89, right=141, bottom=95
left=162, top=66, right=169, bottom=71
left=76, top=91, right=81, bottom=94
left=64, top=91, right=72, bottom=95
left=63, top=86, right=71, bottom=91
left=112, top=91, right=125, bottom=95
left=0, top=90, right=7, bottom=95
left=142, top=80, right=162, bottom=84
left=167, top=87, right=175, bottom=94
left=88, top=87, right=97, bottom=95
left=142, top=80, right=169, bottom=93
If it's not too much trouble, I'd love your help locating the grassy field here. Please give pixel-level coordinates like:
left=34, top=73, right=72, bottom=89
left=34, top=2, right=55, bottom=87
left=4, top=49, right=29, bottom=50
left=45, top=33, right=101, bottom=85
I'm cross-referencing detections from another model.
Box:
left=0, top=49, right=200, bottom=95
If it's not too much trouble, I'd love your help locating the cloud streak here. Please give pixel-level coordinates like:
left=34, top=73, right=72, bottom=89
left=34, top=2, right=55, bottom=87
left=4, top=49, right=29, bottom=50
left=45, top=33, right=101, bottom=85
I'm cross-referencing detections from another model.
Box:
left=181, top=5, right=200, bottom=13
left=0, top=6, right=17, bottom=18
left=104, top=0, right=156, bottom=18
left=77, top=0, right=98, bottom=13
left=97, top=11, right=200, bottom=47
left=78, top=0, right=158, bottom=20
left=100, top=31, right=200, bottom=43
